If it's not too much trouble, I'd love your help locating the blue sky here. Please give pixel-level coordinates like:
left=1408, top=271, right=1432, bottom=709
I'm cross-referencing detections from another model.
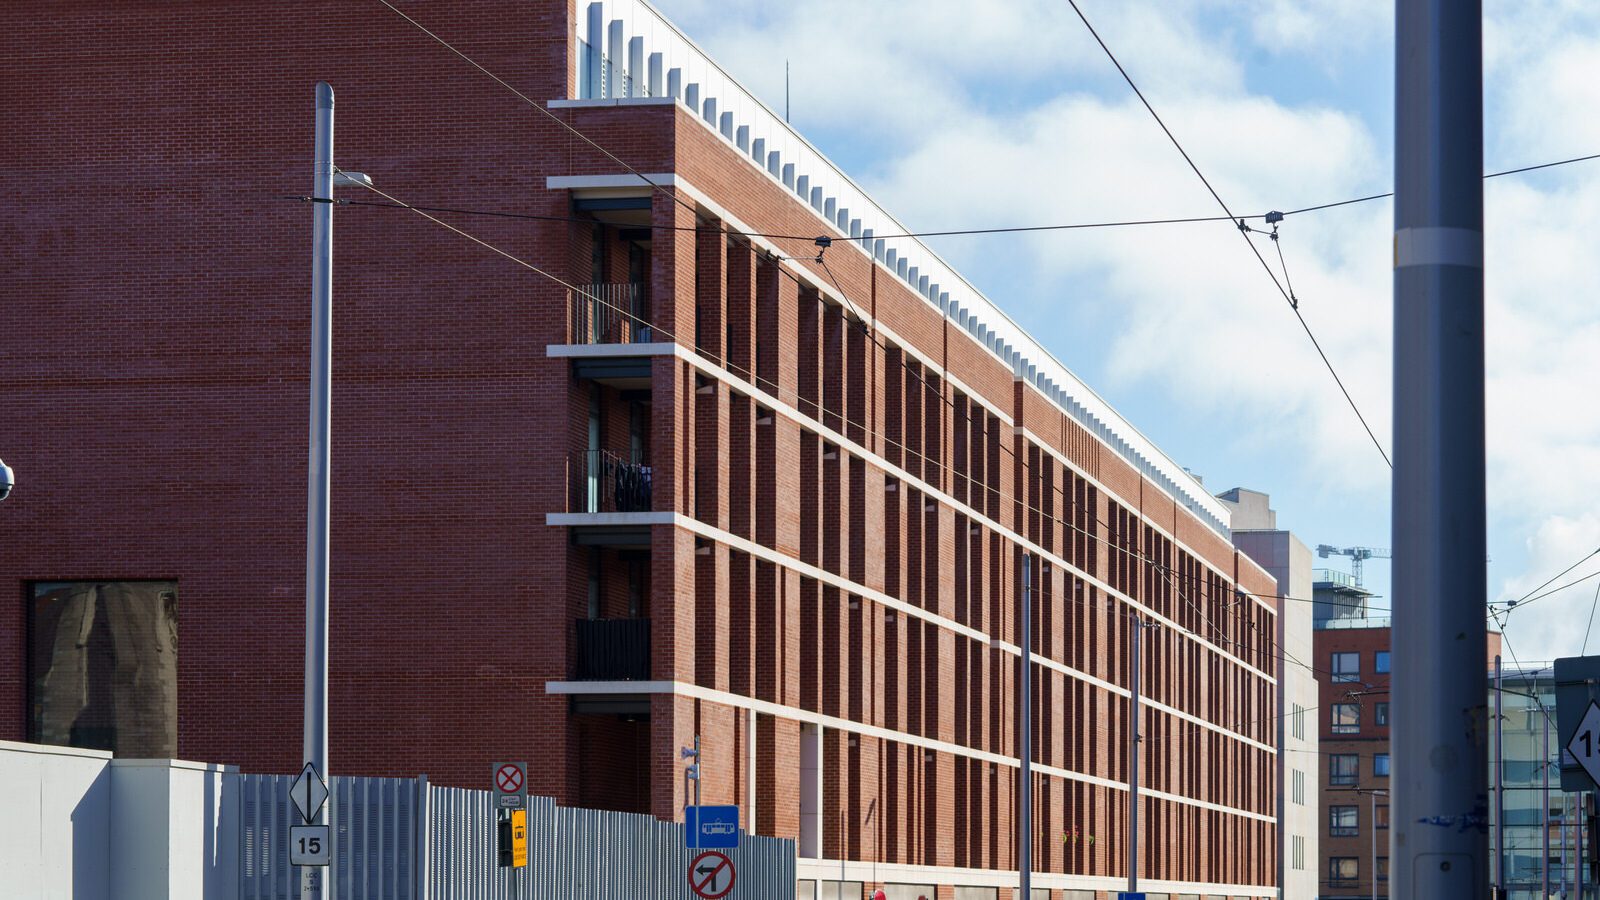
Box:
left=651, top=0, right=1600, bottom=661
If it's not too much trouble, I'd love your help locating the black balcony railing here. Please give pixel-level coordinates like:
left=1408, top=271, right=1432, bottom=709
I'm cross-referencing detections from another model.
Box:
left=572, top=449, right=653, bottom=514
left=572, top=283, right=652, bottom=344
left=574, top=617, right=651, bottom=681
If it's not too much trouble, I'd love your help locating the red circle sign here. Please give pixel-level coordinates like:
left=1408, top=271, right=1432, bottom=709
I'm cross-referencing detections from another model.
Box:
left=495, top=764, right=523, bottom=794
left=688, top=849, right=736, bottom=899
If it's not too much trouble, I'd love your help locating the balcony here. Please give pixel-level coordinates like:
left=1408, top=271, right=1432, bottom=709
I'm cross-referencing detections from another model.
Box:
left=572, top=283, right=651, bottom=346
left=574, top=617, right=651, bottom=681
left=572, top=450, right=653, bottom=514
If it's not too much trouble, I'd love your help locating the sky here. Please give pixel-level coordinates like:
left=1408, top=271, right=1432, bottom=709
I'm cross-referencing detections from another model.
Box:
left=649, top=0, right=1600, bottom=664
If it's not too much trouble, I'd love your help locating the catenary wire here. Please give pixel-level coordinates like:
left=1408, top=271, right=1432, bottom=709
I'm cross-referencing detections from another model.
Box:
left=1063, top=0, right=1392, bottom=470
left=354, top=0, right=1583, bottom=770
left=370, top=0, right=700, bottom=221
left=339, top=179, right=1431, bottom=797
left=1279, top=152, right=1600, bottom=216
left=1491, top=546, right=1600, bottom=618
left=1492, top=611, right=1558, bottom=736
left=282, top=147, right=1600, bottom=244
left=346, top=177, right=1343, bottom=691
left=320, top=186, right=1378, bottom=619
left=337, top=169, right=1382, bottom=682
left=1582, top=583, right=1600, bottom=656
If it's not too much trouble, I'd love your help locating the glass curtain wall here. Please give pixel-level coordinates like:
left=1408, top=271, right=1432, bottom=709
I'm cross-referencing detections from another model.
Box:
left=1493, top=668, right=1593, bottom=900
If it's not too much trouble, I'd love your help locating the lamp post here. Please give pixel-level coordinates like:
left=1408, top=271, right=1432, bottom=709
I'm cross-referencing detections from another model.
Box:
left=1339, top=787, right=1390, bottom=900
left=304, top=81, right=371, bottom=900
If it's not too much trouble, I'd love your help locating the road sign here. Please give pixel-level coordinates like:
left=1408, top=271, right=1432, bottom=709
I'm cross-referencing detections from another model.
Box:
left=498, top=808, right=528, bottom=868
left=686, top=804, right=739, bottom=849
left=290, top=824, right=332, bottom=866
left=511, top=808, right=527, bottom=868
left=1566, top=700, right=1600, bottom=790
left=1554, top=655, right=1600, bottom=790
left=493, top=761, right=527, bottom=810
left=289, top=762, right=329, bottom=823
left=688, top=850, right=735, bottom=898
left=1116, top=894, right=1146, bottom=900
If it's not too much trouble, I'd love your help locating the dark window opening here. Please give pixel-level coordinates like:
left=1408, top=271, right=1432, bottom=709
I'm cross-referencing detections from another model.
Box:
left=29, top=581, right=179, bottom=757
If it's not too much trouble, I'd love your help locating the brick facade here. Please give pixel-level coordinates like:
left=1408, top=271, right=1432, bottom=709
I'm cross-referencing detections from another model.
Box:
left=1313, top=624, right=1501, bottom=899
left=1, top=1, right=1278, bottom=896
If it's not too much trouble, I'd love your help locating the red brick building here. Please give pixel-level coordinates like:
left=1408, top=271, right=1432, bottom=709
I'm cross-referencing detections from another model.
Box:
left=2, top=1, right=1280, bottom=896
left=1312, top=581, right=1500, bottom=900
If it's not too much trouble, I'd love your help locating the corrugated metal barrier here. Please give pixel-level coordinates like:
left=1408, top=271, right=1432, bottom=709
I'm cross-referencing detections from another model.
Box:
left=238, top=773, right=796, bottom=899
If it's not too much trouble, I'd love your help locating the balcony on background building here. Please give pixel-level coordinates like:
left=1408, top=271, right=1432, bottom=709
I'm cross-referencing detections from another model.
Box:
left=571, top=449, right=653, bottom=515
left=574, top=617, right=651, bottom=681
left=560, top=449, right=656, bottom=548
left=572, top=283, right=651, bottom=346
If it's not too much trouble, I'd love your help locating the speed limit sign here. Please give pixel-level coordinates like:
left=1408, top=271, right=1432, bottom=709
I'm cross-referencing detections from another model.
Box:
left=290, top=824, right=332, bottom=866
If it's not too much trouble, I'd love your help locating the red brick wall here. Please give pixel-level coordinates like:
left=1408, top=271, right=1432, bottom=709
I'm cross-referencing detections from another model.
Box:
left=0, top=0, right=596, bottom=792
left=2, top=0, right=1278, bottom=892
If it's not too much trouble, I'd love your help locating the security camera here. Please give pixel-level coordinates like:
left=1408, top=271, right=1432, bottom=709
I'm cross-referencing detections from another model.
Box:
left=0, top=459, right=11, bottom=502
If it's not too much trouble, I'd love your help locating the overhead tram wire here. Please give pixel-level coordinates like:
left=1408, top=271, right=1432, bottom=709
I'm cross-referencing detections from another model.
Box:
left=356, top=0, right=1596, bottom=754
left=1279, top=151, right=1600, bottom=217
left=347, top=176, right=1350, bottom=686
left=1490, top=545, right=1600, bottom=618
left=346, top=0, right=1571, bottom=742
left=344, top=180, right=1363, bottom=685
left=1492, top=611, right=1560, bottom=738
left=1583, top=583, right=1600, bottom=656
left=350, top=186, right=1337, bottom=762
left=370, top=0, right=699, bottom=221
left=1063, top=0, right=1391, bottom=469
left=281, top=148, right=1600, bottom=248
left=328, top=5, right=1409, bottom=675
left=1514, top=569, right=1600, bottom=612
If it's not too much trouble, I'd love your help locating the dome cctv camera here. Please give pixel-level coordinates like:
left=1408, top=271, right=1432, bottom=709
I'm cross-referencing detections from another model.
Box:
left=0, top=459, right=12, bottom=502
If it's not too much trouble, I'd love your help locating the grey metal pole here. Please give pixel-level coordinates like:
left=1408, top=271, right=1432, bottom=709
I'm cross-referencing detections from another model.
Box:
left=1373, top=790, right=1379, bottom=900
left=1496, top=655, right=1504, bottom=893
left=1129, top=617, right=1142, bottom=895
left=305, top=80, right=335, bottom=900
left=1019, top=553, right=1032, bottom=900
left=1548, top=719, right=1554, bottom=899
left=1392, top=0, right=1488, bottom=896
left=1579, top=793, right=1586, bottom=899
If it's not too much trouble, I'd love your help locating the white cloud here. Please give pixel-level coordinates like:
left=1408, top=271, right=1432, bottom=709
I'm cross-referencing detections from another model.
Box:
left=865, top=90, right=1392, bottom=486
left=1249, top=0, right=1388, bottom=57
left=1495, top=515, right=1600, bottom=663
left=651, top=0, right=1242, bottom=145
left=651, top=0, right=1600, bottom=660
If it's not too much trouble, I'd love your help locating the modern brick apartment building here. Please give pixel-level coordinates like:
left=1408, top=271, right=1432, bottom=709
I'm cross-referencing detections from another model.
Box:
left=2, top=1, right=1282, bottom=895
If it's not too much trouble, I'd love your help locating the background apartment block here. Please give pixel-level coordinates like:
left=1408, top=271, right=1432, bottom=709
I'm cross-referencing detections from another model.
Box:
left=1491, top=664, right=1596, bottom=900
left=2, top=1, right=1283, bottom=896
left=1312, top=577, right=1502, bottom=900
left=1219, top=488, right=1319, bottom=900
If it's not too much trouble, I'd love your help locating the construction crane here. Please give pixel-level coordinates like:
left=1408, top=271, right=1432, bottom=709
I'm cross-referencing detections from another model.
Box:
left=1316, top=544, right=1392, bottom=590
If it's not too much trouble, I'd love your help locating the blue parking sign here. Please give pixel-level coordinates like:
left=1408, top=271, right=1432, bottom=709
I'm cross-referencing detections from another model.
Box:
left=686, top=805, right=739, bottom=849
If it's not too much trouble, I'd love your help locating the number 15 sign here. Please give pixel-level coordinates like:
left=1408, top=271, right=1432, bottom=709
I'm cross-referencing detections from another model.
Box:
left=291, top=824, right=332, bottom=867
left=1565, top=700, right=1600, bottom=791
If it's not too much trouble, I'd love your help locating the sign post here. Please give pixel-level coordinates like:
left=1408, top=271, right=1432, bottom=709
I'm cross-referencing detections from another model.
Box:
left=493, top=762, right=529, bottom=877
